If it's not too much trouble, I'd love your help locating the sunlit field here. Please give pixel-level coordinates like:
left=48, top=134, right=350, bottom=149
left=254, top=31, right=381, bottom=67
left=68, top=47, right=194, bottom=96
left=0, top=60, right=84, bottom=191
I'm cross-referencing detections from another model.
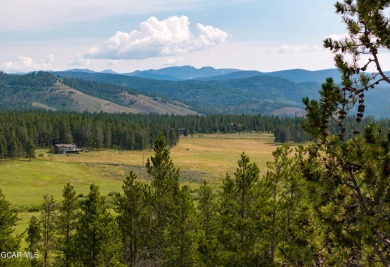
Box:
left=0, top=133, right=277, bottom=207
left=0, top=133, right=278, bottom=240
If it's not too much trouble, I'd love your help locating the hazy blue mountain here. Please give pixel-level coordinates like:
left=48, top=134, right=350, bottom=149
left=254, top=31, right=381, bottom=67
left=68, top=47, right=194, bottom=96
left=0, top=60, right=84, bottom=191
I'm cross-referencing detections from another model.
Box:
left=196, top=70, right=262, bottom=81
left=127, top=71, right=180, bottom=81
left=63, top=68, right=96, bottom=73
left=126, top=65, right=239, bottom=80
left=194, top=68, right=342, bottom=83
left=101, top=69, right=117, bottom=74
left=363, top=85, right=390, bottom=119
left=263, top=69, right=342, bottom=83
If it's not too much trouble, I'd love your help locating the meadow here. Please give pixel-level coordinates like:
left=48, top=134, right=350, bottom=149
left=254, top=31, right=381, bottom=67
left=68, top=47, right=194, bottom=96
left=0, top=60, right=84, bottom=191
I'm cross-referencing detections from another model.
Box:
left=0, top=133, right=277, bottom=238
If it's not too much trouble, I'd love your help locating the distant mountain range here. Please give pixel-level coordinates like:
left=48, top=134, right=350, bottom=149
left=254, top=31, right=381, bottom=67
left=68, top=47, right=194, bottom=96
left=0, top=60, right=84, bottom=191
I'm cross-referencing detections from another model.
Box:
left=1, top=66, right=389, bottom=118
left=125, top=66, right=344, bottom=84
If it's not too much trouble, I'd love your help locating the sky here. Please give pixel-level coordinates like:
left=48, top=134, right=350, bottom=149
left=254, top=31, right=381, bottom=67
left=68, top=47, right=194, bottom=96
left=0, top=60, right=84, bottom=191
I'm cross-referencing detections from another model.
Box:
left=1, top=0, right=386, bottom=73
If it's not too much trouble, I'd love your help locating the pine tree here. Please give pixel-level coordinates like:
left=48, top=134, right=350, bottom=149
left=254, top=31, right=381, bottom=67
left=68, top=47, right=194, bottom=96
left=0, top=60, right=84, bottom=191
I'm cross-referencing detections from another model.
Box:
left=146, top=132, right=180, bottom=194
left=163, top=186, right=201, bottom=267
left=0, top=189, right=20, bottom=267
left=197, top=181, right=220, bottom=267
left=218, top=153, right=263, bottom=266
left=265, top=145, right=316, bottom=265
left=0, top=134, right=7, bottom=159
left=301, top=1, right=390, bottom=263
left=75, top=184, right=121, bottom=267
left=26, top=216, right=41, bottom=267
left=41, top=194, right=57, bottom=267
left=56, top=183, right=80, bottom=267
left=7, top=137, right=22, bottom=160
left=115, top=171, right=151, bottom=267
left=146, top=133, right=180, bottom=266
left=24, top=138, right=35, bottom=159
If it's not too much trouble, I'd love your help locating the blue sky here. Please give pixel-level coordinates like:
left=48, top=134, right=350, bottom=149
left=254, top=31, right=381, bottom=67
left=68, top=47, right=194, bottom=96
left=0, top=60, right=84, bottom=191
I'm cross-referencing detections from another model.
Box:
left=1, top=0, right=377, bottom=73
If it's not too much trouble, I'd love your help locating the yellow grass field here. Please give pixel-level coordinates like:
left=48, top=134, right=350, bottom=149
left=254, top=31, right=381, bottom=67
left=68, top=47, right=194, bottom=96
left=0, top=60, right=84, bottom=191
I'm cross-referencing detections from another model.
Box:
left=0, top=133, right=278, bottom=239
left=1, top=133, right=277, bottom=206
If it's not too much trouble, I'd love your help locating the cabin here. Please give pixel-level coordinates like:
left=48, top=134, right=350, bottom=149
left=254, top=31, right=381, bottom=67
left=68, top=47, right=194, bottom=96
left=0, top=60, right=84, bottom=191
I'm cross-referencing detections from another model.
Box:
left=178, top=127, right=187, bottom=136
left=54, top=144, right=79, bottom=154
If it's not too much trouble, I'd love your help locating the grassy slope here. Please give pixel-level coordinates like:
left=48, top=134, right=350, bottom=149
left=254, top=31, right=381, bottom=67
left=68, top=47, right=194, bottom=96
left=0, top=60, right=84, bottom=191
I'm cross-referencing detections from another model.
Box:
left=56, top=83, right=198, bottom=115
left=56, top=83, right=138, bottom=113
left=120, top=92, right=198, bottom=115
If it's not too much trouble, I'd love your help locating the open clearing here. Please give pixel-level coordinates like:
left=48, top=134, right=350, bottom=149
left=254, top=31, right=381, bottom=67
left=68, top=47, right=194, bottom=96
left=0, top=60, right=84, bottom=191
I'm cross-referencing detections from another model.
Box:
left=1, top=133, right=277, bottom=206
left=1, top=133, right=278, bottom=237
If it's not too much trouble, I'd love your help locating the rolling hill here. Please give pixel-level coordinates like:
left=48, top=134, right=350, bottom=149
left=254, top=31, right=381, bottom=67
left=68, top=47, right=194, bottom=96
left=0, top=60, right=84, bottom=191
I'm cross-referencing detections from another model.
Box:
left=56, top=66, right=389, bottom=118
left=55, top=70, right=319, bottom=115
left=2, top=67, right=389, bottom=118
left=0, top=71, right=198, bottom=115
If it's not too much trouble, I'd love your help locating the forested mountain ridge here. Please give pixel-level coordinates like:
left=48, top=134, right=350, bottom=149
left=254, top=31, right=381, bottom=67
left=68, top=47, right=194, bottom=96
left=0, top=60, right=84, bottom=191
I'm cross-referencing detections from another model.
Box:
left=55, top=71, right=317, bottom=115
left=0, top=71, right=198, bottom=115
left=56, top=68, right=390, bottom=118
left=2, top=67, right=389, bottom=117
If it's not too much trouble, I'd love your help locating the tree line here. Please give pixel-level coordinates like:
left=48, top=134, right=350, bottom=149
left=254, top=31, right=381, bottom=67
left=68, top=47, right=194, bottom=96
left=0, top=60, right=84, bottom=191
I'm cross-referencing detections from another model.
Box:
left=1, top=110, right=389, bottom=160
left=0, top=111, right=296, bottom=160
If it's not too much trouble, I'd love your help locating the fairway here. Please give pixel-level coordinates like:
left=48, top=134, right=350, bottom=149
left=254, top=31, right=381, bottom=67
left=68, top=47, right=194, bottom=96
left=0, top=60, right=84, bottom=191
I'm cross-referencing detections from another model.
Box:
left=0, top=133, right=277, bottom=216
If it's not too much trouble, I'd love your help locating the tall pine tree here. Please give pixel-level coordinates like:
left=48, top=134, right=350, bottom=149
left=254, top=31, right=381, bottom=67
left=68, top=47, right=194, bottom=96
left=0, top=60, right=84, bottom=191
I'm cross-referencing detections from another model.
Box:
left=115, top=171, right=152, bottom=267
left=0, top=189, right=20, bottom=267
left=55, top=183, right=80, bottom=267
left=41, top=194, right=56, bottom=267
left=75, top=184, right=121, bottom=267
left=197, top=181, right=220, bottom=267
left=146, top=133, right=180, bottom=266
left=26, top=216, right=41, bottom=267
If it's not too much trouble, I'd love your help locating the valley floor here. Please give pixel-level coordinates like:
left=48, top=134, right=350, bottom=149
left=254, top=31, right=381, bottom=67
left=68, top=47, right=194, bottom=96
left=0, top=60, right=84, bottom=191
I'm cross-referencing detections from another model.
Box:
left=0, top=133, right=277, bottom=239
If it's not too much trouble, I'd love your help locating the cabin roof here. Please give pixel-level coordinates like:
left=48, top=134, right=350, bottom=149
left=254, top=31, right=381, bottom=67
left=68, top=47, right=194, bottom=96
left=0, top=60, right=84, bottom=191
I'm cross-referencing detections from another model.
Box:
left=54, top=144, right=77, bottom=148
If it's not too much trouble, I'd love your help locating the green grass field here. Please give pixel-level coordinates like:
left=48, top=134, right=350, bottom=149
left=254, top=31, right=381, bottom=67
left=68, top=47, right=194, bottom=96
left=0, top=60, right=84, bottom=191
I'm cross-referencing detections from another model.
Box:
left=0, top=133, right=278, bottom=239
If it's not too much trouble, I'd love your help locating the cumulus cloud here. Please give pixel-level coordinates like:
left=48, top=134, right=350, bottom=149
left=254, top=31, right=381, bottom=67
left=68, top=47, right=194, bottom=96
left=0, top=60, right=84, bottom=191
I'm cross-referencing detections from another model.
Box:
left=84, top=16, right=228, bottom=60
left=3, top=54, right=54, bottom=72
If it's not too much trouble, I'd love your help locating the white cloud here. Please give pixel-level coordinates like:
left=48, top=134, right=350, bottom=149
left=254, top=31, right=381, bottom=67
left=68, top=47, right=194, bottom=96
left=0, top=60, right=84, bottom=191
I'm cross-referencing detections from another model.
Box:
left=84, top=16, right=228, bottom=60
left=3, top=54, right=54, bottom=72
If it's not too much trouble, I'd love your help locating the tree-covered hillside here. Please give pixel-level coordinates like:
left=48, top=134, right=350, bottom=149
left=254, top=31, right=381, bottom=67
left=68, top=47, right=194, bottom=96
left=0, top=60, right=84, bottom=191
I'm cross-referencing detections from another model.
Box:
left=55, top=71, right=320, bottom=115
left=0, top=72, right=197, bottom=115
left=55, top=70, right=390, bottom=117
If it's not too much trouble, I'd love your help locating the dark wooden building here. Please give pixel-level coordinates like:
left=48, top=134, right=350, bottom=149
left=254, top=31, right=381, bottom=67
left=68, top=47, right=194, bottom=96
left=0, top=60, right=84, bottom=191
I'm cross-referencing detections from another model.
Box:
left=54, top=144, right=79, bottom=154
left=178, top=127, right=187, bottom=136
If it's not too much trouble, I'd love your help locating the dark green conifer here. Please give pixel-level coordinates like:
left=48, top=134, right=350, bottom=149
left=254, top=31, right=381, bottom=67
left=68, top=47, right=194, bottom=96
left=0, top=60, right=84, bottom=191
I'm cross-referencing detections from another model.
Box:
left=75, top=184, right=121, bottom=267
